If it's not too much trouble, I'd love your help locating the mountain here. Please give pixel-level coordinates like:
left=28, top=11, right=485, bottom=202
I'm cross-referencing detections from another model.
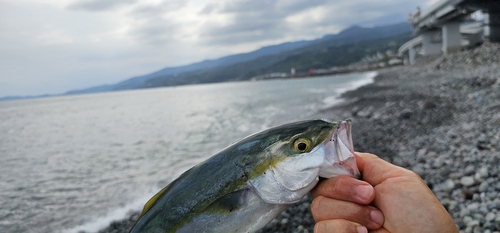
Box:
left=0, top=94, right=54, bottom=102
left=320, top=22, right=411, bottom=42
left=66, top=22, right=411, bottom=95
left=141, top=30, right=413, bottom=87
left=138, top=22, right=412, bottom=87
left=65, top=40, right=314, bottom=95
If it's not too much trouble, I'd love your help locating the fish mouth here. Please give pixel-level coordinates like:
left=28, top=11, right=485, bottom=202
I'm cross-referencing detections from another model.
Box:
left=319, top=119, right=361, bottom=178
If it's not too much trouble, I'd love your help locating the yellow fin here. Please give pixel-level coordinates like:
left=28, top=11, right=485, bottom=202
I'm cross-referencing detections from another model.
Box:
left=139, top=185, right=169, bottom=218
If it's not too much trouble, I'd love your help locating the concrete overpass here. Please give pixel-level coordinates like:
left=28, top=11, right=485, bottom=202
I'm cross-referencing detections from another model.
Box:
left=399, top=21, right=485, bottom=64
left=400, top=0, right=500, bottom=64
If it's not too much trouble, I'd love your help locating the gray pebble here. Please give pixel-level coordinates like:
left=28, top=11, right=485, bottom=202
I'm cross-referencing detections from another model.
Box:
left=465, top=165, right=476, bottom=176
left=486, top=212, right=496, bottom=222
left=479, top=181, right=489, bottom=192
left=461, top=176, right=475, bottom=187
left=477, top=167, right=489, bottom=178
left=467, top=219, right=480, bottom=227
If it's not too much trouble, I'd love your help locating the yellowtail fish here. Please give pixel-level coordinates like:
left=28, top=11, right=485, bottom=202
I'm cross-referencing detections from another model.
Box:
left=129, top=119, right=359, bottom=233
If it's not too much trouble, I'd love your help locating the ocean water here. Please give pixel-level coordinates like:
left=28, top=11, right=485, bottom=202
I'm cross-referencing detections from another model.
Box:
left=0, top=72, right=376, bottom=233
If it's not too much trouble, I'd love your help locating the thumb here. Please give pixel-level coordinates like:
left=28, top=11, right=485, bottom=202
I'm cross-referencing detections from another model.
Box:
left=355, top=152, right=412, bottom=186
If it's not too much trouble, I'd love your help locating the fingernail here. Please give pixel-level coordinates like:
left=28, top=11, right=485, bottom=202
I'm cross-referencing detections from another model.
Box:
left=356, top=226, right=368, bottom=233
left=355, top=184, right=372, bottom=201
left=370, top=209, right=384, bottom=225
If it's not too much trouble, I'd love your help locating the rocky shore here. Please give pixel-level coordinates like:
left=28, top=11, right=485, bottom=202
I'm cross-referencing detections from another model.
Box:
left=96, top=42, right=500, bottom=233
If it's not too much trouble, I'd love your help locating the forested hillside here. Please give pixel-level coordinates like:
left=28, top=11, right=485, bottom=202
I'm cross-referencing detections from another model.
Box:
left=140, top=31, right=413, bottom=87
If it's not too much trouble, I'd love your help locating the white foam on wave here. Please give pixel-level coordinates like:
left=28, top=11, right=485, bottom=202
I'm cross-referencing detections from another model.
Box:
left=306, top=88, right=327, bottom=93
left=336, top=71, right=377, bottom=94
left=320, top=71, right=378, bottom=109
left=237, top=124, right=250, bottom=132
left=60, top=193, right=155, bottom=233
left=322, top=95, right=343, bottom=106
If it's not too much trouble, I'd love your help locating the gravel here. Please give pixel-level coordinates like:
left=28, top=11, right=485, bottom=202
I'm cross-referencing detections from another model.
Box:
left=95, top=41, right=500, bottom=233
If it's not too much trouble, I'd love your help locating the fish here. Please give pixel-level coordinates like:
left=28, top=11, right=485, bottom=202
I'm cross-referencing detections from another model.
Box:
left=129, top=119, right=360, bottom=233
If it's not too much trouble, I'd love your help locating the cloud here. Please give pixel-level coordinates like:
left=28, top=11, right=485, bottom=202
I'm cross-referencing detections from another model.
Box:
left=109, top=0, right=424, bottom=48
left=37, top=31, right=74, bottom=45
left=199, top=3, right=219, bottom=15
left=193, top=0, right=416, bottom=46
left=68, top=0, right=138, bottom=11
left=124, top=1, right=198, bottom=46
left=194, top=4, right=281, bottom=45
left=197, top=0, right=289, bottom=45
left=1, top=0, right=435, bottom=96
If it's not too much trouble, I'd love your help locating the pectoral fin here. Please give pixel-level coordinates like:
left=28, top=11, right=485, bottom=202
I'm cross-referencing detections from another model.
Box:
left=205, top=188, right=250, bottom=215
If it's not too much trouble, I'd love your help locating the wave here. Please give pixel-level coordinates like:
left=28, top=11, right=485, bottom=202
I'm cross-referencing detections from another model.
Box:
left=335, top=71, right=377, bottom=95
left=320, top=71, right=377, bottom=110
left=60, top=193, right=154, bottom=233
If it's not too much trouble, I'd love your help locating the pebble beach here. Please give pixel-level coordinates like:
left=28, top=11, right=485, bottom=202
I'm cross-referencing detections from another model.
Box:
left=97, top=41, right=500, bottom=233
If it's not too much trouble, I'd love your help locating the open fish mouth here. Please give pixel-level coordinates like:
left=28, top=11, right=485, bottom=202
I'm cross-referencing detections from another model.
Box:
left=320, top=120, right=360, bottom=178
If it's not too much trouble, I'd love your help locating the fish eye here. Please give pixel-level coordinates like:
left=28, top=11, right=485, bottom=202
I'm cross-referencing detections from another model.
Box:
left=293, top=138, right=311, bottom=153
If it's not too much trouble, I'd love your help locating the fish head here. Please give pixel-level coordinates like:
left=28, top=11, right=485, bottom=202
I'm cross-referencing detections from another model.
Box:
left=249, top=119, right=360, bottom=204
left=272, top=119, right=360, bottom=179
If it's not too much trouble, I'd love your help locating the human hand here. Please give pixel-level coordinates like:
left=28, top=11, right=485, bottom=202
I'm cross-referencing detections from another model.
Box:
left=311, top=152, right=458, bottom=233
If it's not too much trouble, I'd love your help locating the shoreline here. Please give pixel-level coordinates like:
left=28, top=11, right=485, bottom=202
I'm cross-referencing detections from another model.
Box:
left=250, top=65, right=384, bottom=81
left=97, top=42, right=500, bottom=233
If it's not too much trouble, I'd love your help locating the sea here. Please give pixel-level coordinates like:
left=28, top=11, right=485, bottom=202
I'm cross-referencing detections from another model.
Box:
left=0, top=72, right=376, bottom=233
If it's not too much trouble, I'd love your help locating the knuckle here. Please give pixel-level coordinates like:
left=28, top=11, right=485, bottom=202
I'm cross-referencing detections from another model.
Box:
left=330, top=177, right=341, bottom=192
left=327, top=177, right=347, bottom=196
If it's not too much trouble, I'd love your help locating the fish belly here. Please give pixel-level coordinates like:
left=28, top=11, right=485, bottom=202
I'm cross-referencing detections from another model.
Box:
left=177, top=188, right=287, bottom=233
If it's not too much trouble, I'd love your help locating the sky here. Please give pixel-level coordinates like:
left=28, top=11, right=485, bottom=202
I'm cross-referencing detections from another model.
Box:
left=0, top=0, right=439, bottom=97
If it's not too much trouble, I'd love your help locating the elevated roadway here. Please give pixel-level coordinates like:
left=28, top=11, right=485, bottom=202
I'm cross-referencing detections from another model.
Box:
left=401, top=0, right=499, bottom=64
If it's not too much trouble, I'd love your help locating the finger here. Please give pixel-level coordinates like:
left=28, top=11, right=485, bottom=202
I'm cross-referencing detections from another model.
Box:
left=311, top=196, right=384, bottom=230
left=355, top=152, right=416, bottom=186
left=311, top=176, right=375, bottom=205
left=369, top=228, right=392, bottom=233
left=314, top=219, right=368, bottom=233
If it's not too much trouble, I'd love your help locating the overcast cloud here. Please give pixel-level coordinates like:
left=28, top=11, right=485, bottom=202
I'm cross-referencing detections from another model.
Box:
left=68, top=0, right=138, bottom=11
left=0, top=0, right=437, bottom=96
